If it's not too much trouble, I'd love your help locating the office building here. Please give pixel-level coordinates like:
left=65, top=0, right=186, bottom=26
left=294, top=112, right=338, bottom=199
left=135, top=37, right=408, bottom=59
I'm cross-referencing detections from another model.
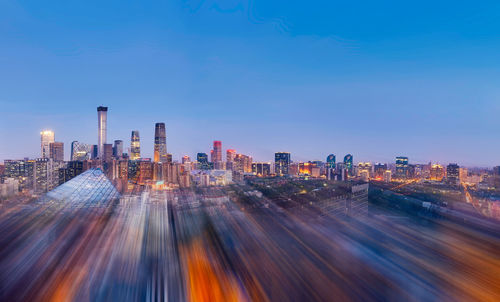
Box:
left=343, top=154, right=353, bottom=176
left=71, top=141, right=91, bottom=161
left=374, top=163, right=387, bottom=179
left=197, top=153, right=210, bottom=170
left=97, top=106, right=108, bottom=159
left=154, top=123, right=168, bottom=163
left=103, top=144, right=113, bottom=162
left=49, top=142, right=64, bottom=162
left=113, top=140, right=124, bottom=158
left=326, top=154, right=336, bottom=169
left=395, top=156, right=409, bottom=179
left=384, top=170, right=392, bottom=182
left=40, top=130, right=55, bottom=158
left=130, top=130, right=141, bottom=160
left=252, top=162, right=272, bottom=177
left=430, top=164, right=445, bottom=181
left=446, top=163, right=460, bottom=185
left=275, top=152, right=291, bottom=176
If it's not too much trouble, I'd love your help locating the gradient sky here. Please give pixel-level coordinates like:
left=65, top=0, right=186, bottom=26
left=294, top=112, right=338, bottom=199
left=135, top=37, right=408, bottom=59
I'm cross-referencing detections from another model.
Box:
left=1, top=1, right=499, bottom=166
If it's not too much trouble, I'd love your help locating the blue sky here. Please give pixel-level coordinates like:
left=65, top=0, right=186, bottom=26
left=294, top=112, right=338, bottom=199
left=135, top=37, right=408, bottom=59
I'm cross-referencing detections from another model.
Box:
left=0, top=0, right=499, bottom=166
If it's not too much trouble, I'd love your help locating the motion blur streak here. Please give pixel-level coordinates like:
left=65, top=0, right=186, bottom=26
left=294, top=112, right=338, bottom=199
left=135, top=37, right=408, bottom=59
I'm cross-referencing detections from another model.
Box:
left=0, top=173, right=499, bottom=301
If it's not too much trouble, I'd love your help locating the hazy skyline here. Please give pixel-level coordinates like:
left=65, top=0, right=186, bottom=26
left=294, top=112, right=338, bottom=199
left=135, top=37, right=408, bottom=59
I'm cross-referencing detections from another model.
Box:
left=1, top=1, right=499, bottom=166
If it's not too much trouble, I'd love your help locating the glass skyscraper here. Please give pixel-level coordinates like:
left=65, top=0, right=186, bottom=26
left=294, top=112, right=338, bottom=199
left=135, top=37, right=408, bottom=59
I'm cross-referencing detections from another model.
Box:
left=130, top=130, right=141, bottom=160
left=275, top=152, right=291, bottom=176
left=97, top=106, right=108, bottom=159
left=154, top=123, right=168, bottom=163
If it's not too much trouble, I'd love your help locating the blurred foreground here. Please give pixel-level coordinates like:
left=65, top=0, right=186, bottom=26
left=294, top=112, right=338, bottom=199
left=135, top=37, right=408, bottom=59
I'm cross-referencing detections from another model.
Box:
left=0, top=170, right=499, bottom=301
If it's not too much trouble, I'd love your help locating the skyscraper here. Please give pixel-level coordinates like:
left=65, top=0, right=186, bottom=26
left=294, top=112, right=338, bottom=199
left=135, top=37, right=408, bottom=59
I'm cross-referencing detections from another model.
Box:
left=154, top=123, right=168, bottom=163
left=113, top=140, right=124, bottom=158
left=326, top=154, right=336, bottom=169
left=343, top=154, right=353, bottom=176
left=395, top=156, right=409, bottom=179
left=446, top=163, right=460, bottom=185
left=97, top=106, right=108, bottom=159
left=71, top=141, right=91, bottom=161
left=49, top=142, right=64, bottom=161
left=226, top=149, right=236, bottom=170
left=40, top=130, right=55, bottom=158
left=275, top=152, right=291, bottom=176
left=130, top=130, right=141, bottom=160
left=103, top=144, right=113, bottom=162
left=211, top=141, right=223, bottom=169
left=197, top=153, right=210, bottom=170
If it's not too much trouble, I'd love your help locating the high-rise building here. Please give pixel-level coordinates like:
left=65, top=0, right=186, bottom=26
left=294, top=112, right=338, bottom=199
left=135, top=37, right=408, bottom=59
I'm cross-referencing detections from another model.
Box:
left=343, top=154, right=353, bottom=176
left=252, top=162, right=272, bottom=176
left=182, top=155, right=191, bottom=164
left=130, top=130, right=141, bottom=160
left=357, top=162, right=372, bottom=179
left=40, top=130, right=55, bottom=158
left=154, top=123, right=168, bottom=163
left=384, top=170, right=392, bottom=183
left=71, top=141, right=91, bottom=161
left=97, top=106, right=108, bottom=159
left=374, top=163, right=387, bottom=179
left=197, top=153, right=210, bottom=170
left=49, top=142, right=64, bottom=161
left=91, top=145, right=98, bottom=159
left=34, top=158, right=54, bottom=193
left=395, top=156, right=409, bottom=179
left=446, top=163, right=460, bottom=185
left=103, top=144, right=113, bottom=162
left=430, top=164, right=445, bottom=181
left=326, top=154, right=336, bottom=169
left=275, top=152, right=291, bottom=176
left=226, top=149, right=236, bottom=170
left=211, top=141, right=223, bottom=169
left=113, top=140, right=124, bottom=158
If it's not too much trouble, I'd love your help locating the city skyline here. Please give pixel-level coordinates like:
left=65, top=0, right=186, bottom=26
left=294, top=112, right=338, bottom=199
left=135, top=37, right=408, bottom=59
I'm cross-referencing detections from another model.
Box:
left=1, top=1, right=500, bottom=166
left=0, top=104, right=496, bottom=168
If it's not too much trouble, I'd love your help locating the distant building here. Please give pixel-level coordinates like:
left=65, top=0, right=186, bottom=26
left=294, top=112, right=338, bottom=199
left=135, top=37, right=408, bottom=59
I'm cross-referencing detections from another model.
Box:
left=40, top=130, right=55, bottom=158
left=226, top=149, right=236, bottom=170
left=130, top=130, right=141, bottom=160
left=430, top=164, right=445, bottom=181
left=395, top=156, right=409, bottom=179
left=71, top=141, right=91, bottom=161
left=275, top=152, right=291, bottom=176
left=343, top=154, right=353, bottom=176
left=97, top=106, right=108, bottom=159
left=252, top=162, right=272, bottom=177
left=191, top=170, right=232, bottom=186
left=113, top=140, right=124, bottom=158
left=211, top=141, right=223, bottom=169
left=384, top=170, right=392, bottom=182
left=103, top=144, right=113, bottom=162
left=182, top=155, right=191, bottom=164
left=154, top=123, right=168, bottom=163
left=374, top=163, right=387, bottom=179
left=357, top=162, right=372, bottom=179
left=49, top=142, right=64, bottom=162
left=446, top=163, right=460, bottom=185
left=197, top=153, right=210, bottom=170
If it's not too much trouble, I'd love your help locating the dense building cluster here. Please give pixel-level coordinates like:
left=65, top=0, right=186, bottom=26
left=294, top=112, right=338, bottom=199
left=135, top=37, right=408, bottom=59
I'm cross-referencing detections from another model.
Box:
left=1, top=106, right=500, bottom=198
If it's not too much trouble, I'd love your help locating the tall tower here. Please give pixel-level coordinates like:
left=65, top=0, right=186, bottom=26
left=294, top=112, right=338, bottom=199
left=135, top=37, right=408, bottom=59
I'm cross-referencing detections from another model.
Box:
left=97, top=106, right=108, bottom=159
left=40, top=130, right=55, bottom=158
left=275, top=152, right=291, bottom=176
left=130, top=130, right=141, bottom=160
left=154, top=123, right=168, bottom=163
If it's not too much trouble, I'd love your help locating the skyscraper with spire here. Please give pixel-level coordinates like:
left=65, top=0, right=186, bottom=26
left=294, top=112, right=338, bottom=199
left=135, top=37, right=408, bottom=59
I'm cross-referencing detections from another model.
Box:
left=97, top=106, right=108, bottom=159
left=154, top=123, right=168, bottom=163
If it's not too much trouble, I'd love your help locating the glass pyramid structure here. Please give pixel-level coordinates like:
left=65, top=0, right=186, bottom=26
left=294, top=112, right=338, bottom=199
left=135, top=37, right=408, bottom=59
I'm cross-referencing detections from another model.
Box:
left=39, top=168, right=120, bottom=207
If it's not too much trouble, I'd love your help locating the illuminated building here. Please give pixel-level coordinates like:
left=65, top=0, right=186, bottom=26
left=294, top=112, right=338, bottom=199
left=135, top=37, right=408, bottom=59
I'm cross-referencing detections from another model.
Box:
left=97, top=106, right=108, bottom=159
left=326, top=154, right=336, bottom=169
left=71, top=141, right=91, bottom=161
left=49, top=142, right=64, bottom=162
left=4, top=159, right=35, bottom=191
left=197, top=153, right=210, bottom=170
left=226, top=149, right=236, bottom=170
left=34, top=158, right=54, bottom=193
left=130, top=130, right=141, bottom=160
left=459, top=167, right=468, bottom=183
left=40, top=130, right=55, bottom=158
left=191, top=170, right=232, bottom=186
left=357, top=162, right=372, bottom=179
left=233, top=154, right=252, bottom=173
left=299, top=162, right=314, bottom=175
left=430, top=164, right=445, bottom=181
left=252, top=162, right=271, bottom=177
left=211, top=141, right=223, bottom=169
left=154, top=123, right=168, bottom=163
left=58, top=161, right=84, bottom=184
left=384, top=170, right=392, bottom=182
left=343, top=154, right=353, bottom=176
left=446, top=163, right=460, bottom=185
left=182, top=155, right=191, bottom=164
left=275, top=152, right=291, bottom=176
left=374, top=163, right=387, bottom=179
left=395, top=156, right=409, bottom=179
left=113, top=140, right=123, bottom=158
